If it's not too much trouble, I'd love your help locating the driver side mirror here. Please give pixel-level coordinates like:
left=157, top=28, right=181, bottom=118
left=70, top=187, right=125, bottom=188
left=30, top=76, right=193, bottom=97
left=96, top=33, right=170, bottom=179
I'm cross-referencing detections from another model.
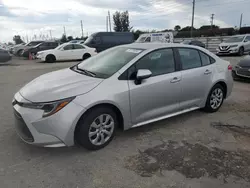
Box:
left=134, top=69, right=152, bottom=85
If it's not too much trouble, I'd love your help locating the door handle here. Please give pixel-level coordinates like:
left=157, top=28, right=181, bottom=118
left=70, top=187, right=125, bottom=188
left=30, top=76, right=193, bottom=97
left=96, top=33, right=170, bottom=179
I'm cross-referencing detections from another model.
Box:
left=170, top=77, right=181, bottom=83
left=204, top=69, right=212, bottom=75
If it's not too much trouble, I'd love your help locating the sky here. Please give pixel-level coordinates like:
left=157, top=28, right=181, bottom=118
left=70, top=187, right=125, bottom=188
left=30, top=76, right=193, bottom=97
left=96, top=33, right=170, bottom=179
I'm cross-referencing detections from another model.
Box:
left=0, top=0, right=250, bottom=43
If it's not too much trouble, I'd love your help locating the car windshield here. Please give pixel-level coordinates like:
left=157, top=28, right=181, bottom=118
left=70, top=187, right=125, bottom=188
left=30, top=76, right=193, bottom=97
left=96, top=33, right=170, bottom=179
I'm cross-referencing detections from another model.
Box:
left=225, top=36, right=244, bottom=43
left=136, top=37, right=147, bottom=43
left=76, top=47, right=144, bottom=78
left=84, top=36, right=93, bottom=44
left=182, top=40, right=191, bottom=44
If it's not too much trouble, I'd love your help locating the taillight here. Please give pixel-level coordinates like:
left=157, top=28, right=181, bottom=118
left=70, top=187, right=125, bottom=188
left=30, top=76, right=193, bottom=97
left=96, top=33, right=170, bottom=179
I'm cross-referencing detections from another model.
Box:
left=228, top=65, right=233, bottom=71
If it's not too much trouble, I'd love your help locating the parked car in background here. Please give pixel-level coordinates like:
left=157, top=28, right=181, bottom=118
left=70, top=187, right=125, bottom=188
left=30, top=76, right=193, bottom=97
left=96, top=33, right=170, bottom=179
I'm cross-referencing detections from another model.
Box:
left=135, top=32, right=174, bottom=43
left=9, top=43, right=26, bottom=54
left=84, top=32, right=134, bottom=52
left=69, top=40, right=85, bottom=44
left=0, top=48, right=12, bottom=63
left=22, top=41, right=60, bottom=58
left=181, top=39, right=206, bottom=48
left=37, top=43, right=97, bottom=63
left=216, top=34, right=250, bottom=56
left=232, top=55, right=250, bottom=80
left=13, top=43, right=233, bottom=150
left=13, top=41, right=44, bottom=56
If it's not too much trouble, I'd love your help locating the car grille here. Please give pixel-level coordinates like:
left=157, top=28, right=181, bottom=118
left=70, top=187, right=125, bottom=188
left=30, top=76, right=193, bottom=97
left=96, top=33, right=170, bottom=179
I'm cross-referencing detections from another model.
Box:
left=219, top=46, right=230, bottom=51
left=236, top=68, right=250, bottom=78
left=14, top=109, right=34, bottom=142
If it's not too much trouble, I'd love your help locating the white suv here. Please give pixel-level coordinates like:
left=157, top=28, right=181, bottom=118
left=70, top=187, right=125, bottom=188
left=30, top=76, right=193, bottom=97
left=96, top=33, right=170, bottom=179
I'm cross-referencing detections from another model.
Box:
left=216, top=34, right=250, bottom=56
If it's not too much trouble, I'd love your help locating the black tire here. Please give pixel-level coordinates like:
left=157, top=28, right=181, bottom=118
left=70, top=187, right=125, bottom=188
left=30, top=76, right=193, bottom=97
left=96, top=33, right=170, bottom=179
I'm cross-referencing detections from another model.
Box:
left=238, top=47, right=244, bottom=56
left=45, top=54, right=56, bottom=63
left=75, top=107, right=118, bottom=150
left=82, top=53, right=91, bottom=60
left=17, top=49, right=23, bottom=56
left=203, top=84, right=225, bottom=113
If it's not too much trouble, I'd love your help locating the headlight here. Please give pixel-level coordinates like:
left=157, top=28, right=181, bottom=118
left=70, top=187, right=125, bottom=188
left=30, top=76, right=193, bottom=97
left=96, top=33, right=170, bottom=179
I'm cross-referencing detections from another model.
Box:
left=21, top=97, right=75, bottom=117
left=230, top=45, right=238, bottom=48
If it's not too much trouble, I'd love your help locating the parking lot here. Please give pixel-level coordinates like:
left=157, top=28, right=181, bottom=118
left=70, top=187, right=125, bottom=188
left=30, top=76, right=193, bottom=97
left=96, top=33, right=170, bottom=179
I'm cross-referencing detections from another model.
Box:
left=1, top=56, right=250, bottom=188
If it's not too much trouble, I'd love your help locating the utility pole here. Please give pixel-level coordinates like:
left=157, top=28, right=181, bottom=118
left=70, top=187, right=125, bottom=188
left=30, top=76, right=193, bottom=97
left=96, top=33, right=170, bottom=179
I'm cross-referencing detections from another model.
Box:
left=210, top=14, right=215, bottom=29
left=49, top=30, right=52, bottom=40
left=108, top=11, right=111, bottom=32
left=63, top=26, right=66, bottom=37
left=106, top=16, right=108, bottom=32
left=191, top=0, right=195, bottom=37
left=239, top=13, right=243, bottom=29
left=80, top=20, right=84, bottom=38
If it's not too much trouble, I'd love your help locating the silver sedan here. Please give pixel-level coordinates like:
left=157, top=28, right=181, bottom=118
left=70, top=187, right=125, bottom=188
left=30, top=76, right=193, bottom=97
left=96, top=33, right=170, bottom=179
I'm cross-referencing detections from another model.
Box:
left=13, top=43, right=233, bottom=150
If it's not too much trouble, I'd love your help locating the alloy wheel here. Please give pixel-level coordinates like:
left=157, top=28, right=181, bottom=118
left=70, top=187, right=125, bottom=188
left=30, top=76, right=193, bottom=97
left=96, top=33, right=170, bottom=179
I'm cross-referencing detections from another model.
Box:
left=210, top=88, right=223, bottom=110
left=88, top=114, right=115, bottom=146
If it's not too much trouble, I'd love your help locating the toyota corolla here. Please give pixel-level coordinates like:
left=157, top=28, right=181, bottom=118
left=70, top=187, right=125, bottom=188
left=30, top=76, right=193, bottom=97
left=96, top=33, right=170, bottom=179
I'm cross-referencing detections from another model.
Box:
left=12, top=43, right=233, bottom=150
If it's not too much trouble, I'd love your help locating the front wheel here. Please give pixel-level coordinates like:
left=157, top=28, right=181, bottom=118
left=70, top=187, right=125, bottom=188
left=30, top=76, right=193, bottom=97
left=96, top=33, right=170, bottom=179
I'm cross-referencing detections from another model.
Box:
left=45, top=54, right=56, bottom=63
left=75, top=107, right=117, bottom=150
left=238, top=47, right=244, bottom=56
left=82, top=53, right=91, bottom=60
left=203, top=84, right=225, bottom=113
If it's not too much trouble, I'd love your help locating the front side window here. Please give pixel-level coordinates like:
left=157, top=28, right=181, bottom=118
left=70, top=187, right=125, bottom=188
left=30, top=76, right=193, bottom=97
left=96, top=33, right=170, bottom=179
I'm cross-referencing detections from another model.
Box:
left=136, top=48, right=175, bottom=76
left=63, top=44, right=73, bottom=50
left=77, top=47, right=144, bottom=78
left=178, top=48, right=201, bottom=70
left=145, top=37, right=151, bottom=42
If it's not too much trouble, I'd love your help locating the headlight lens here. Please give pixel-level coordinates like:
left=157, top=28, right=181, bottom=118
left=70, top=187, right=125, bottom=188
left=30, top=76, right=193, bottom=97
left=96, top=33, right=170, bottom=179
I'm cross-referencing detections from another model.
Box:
left=21, top=97, right=75, bottom=117
left=230, top=45, right=238, bottom=48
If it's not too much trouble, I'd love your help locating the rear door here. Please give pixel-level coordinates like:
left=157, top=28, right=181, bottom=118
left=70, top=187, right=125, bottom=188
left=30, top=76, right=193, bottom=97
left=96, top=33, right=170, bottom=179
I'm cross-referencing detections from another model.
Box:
left=72, top=44, right=86, bottom=59
left=176, top=48, right=214, bottom=110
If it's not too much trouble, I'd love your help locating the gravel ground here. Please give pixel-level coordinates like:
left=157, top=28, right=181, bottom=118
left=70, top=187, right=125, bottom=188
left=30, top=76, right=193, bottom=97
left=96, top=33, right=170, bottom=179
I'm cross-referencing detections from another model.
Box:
left=0, top=56, right=250, bottom=188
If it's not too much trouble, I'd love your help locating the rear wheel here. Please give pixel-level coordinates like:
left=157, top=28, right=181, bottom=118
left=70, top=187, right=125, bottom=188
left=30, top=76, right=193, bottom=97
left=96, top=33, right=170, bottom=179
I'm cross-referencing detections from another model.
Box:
left=75, top=107, right=117, bottom=150
left=45, top=54, right=56, bottom=63
left=82, top=53, right=91, bottom=60
left=203, top=84, right=225, bottom=113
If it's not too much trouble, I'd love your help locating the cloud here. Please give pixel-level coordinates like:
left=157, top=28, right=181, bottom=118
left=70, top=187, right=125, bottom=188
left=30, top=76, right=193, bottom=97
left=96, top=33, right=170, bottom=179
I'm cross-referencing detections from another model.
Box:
left=0, top=0, right=249, bottom=42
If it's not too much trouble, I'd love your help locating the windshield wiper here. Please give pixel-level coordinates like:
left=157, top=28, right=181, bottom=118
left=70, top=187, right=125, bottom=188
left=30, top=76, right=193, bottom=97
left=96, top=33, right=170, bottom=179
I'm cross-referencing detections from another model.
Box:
left=76, top=65, right=96, bottom=77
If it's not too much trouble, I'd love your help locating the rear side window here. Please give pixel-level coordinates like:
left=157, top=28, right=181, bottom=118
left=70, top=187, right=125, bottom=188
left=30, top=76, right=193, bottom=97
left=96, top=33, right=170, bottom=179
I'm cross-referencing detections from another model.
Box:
left=199, top=51, right=211, bottom=66
left=178, top=48, right=201, bottom=70
left=136, top=48, right=175, bottom=76
left=74, top=44, right=84, bottom=49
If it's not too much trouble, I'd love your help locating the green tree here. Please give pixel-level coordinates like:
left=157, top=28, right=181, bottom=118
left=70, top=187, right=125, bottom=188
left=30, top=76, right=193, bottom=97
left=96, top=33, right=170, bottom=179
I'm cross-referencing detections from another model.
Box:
left=113, top=11, right=122, bottom=32
left=13, top=35, right=24, bottom=44
left=60, top=34, right=67, bottom=43
left=174, top=25, right=181, bottom=31
left=113, top=11, right=132, bottom=32
left=199, top=25, right=219, bottom=30
left=180, top=26, right=196, bottom=31
left=67, top=36, right=73, bottom=41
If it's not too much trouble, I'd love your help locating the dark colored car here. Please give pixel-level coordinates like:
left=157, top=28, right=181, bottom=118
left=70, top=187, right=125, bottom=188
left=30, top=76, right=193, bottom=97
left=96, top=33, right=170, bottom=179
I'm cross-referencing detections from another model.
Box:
left=84, top=32, right=134, bottom=52
left=0, top=48, right=12, bottom=63
left=22, top=41, right=60, bottom=58
left=181, top=40, right=206, bottom=48
left=232, top=55, right=250, bottom=80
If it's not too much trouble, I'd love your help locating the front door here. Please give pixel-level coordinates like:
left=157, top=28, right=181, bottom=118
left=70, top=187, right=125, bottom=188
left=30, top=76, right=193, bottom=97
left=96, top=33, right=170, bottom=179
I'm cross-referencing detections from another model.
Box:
left=128, top=48, right=181, bottom=125
left=176, top=48, right=214, bottom=110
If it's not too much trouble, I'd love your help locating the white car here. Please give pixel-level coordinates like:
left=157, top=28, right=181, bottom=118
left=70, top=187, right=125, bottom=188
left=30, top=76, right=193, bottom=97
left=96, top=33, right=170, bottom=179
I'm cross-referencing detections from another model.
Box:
left=216, top=34, right=250, bottom=56
left=37, top=43, right=97, bottom=63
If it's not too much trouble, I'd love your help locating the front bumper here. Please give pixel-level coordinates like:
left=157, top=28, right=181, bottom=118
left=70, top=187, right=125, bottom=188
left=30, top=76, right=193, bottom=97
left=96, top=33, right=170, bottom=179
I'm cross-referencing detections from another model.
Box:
left=232, top=68, right=250, bottom=79
left=36, top=53, right=46, bottom=61
left=216, top=47, right=239, bottom=55
left=13, top=92, right=85, bottom=147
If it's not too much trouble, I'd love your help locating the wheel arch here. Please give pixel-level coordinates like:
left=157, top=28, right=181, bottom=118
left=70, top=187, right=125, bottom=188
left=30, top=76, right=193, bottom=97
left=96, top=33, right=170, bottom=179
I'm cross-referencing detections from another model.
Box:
left=209, top=80, right=228, bottom=99
left=73, top=102, right=124, bottom=144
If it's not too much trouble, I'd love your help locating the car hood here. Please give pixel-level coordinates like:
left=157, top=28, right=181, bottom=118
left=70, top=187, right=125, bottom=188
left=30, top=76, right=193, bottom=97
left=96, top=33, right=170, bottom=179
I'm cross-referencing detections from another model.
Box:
left=19, top=68, right=103, bottom=102
left=238, top=56, right=250, bottom=68
left=219, top=42, right=240, bottom=46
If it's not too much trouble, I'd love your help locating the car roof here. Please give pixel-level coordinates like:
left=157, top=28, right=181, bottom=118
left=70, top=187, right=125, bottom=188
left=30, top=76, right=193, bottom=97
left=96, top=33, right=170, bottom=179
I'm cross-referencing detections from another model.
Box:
left=122, top=42, right=202, bottom=50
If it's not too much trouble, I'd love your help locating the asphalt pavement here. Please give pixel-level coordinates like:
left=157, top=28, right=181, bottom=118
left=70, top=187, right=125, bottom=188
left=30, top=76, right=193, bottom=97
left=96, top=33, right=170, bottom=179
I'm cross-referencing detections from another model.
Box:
left=0, top=56, right=250, bottom=188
